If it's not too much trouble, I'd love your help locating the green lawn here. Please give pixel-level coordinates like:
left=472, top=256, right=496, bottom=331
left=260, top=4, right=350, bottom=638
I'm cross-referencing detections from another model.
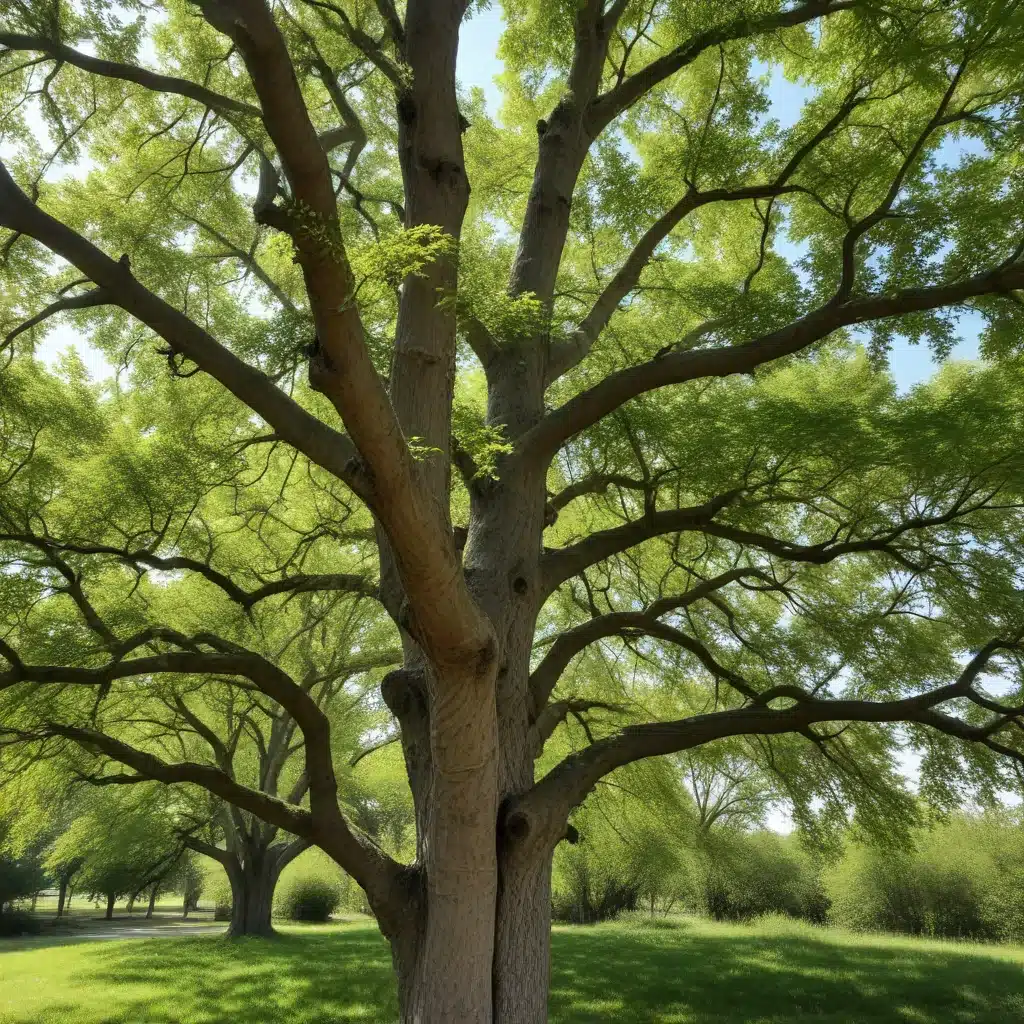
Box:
left=1, top=915, right=1023, bottom=1023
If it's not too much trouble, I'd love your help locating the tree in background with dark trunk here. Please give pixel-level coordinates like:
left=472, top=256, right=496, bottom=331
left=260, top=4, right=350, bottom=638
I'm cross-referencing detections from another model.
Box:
left=3, top=1, right=1024, bottom=1021
left=188, top=820, right=310, bottom=937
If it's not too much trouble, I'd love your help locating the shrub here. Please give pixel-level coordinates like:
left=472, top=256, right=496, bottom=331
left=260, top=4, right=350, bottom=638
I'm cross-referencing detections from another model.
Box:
left=0, top=909, right=41, bottom=937
left=0, top=837, right=47, bottom=912
left=551, top=764, right=692, bottom=923
left=277, top=876, right=342, bottom=922
left=690, top=830, right=829, bottom=924
left=824, top=814, right=1024, bottom=942
left=552, top=849, right=642, bottom=923
left=207, top=874, right=233, bottom=922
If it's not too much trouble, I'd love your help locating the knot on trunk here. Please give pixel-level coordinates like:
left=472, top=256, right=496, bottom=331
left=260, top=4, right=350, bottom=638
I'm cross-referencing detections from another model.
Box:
left=381, top=667, right=428, bottom=722
left=499, top=803, right=533, bottom=852
left=305, top=334, right=336, bottom=394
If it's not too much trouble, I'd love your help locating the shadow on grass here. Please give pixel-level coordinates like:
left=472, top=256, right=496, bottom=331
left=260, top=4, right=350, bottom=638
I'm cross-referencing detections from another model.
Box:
left=79, top=926, right=396, bottom=1024
left=4, top=918, right=1024, bottom=1023
left=548, top=920, right=1024, bottom=1023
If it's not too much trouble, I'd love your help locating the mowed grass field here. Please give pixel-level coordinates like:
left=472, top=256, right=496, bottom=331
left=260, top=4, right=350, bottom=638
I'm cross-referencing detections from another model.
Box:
left=1, top=915, right=1023, bottom=1023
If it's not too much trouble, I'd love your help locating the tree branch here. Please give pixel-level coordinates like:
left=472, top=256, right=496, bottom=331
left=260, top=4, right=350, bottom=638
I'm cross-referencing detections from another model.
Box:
left=0, top=160, right=367, bottom=493
left=0, top=532, right=378, bottom=609
left=182, top=210, right=299, bottom=315
left=547, top=79, right=871, bottom=382
left=45, top=722, right=317, bottom=837
left=523, top=259, right=1024, bottom=459
left=296, top=0, right=404, bottom=87
left=350, top=730, right=400, bottom=767
left=514, top=638, right=1024, bottom=846
left=530, top=699, right=627, bottom=756
left=541, top=487, right=744, bottom=592
left=587, top=1, right=857, bottom=133
left=529, top=567, right=772, bottom=713
left=3, top=286, right=111, bottom=348
left=0, top=33, right=262, bottom=119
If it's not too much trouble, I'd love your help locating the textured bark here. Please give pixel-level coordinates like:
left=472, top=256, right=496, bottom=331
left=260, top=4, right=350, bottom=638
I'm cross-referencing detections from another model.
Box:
left=224, top=850, right=280, bottom=938
left=393, top=659, right=499, bottom=1024
left=494, top=845, right=554, bottom=1024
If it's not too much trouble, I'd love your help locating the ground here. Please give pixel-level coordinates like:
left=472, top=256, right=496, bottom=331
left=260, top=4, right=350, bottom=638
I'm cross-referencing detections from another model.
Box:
left=1, top=915, right=1022, bottom=1023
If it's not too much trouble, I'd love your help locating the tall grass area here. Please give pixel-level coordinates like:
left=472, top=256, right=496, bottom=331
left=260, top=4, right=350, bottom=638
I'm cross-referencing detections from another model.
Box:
left=1, top=915, right=1022, bottom=1022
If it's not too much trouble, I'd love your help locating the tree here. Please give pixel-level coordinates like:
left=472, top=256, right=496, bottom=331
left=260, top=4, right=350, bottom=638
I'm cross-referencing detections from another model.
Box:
left=680, top=746, right=776, bottom=835
left=0, top=816, right=46, bottom=916
left=0, top=384, right=400, bottom=936
left=49, top=792, right=182, bottom=920
left=2, top=1, right=1024, bottom=1020
left=172, top=850, right=206, bottom=918
left=0, top=762, right=87, bottom=918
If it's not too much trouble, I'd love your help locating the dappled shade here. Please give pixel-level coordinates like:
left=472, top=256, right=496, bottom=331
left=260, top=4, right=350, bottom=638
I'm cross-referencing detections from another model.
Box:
left=2, top=920, right=1023, bottom=1023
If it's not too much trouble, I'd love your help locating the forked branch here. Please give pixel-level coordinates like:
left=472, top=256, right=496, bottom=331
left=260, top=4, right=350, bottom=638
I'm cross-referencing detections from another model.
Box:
left=517, top=638, right=1024, bottom=845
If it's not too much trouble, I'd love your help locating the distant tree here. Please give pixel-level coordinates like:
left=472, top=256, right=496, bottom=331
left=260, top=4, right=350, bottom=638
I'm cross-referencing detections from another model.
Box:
left=48, top=793, right=181, bottom=920
left=0, top=818, right=46, bottom=916
left=679, top=747, right=776, bottom=835
left=49, top=853, right=83, bottom=919
left=171, top=851, right=206, bottom=919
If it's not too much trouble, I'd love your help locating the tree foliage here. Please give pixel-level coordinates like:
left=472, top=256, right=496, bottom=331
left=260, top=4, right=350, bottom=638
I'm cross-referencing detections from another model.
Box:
left=1, top=0, right=1024, bottom=1019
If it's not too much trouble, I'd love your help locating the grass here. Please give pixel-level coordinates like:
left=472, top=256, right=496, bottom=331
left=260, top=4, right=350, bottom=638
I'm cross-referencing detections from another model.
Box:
left=1, top=914, right=1023, bottom=1023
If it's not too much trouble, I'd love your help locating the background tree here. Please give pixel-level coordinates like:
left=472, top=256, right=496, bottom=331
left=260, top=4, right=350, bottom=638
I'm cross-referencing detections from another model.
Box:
left=825, top=807, right=1024, bottom=941
left=48, top=790, right=182, bottom=920
left=0, top=360, right=400, bottom=934
left=173, top=849, right=206, bottom=918
left=0, top=815, right=46, bottom=918
left=2, top=1, right=1024, bottom=1021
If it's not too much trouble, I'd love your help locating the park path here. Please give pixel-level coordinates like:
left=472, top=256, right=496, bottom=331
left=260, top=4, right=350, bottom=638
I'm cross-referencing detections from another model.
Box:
left=69, top=923, right=225, bottom=940
left=0, top=916, right=226, bottom=949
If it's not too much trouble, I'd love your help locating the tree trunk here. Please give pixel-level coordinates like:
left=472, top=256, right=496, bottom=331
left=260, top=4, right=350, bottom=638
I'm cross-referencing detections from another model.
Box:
left=224, top=850, right=280, bottom=938
left=56, top=878, right=67, bottom=918
left=126, top=893, right=137, bottom=914
left=493, top=849, right=554, bottom=1024
left=146, top=885, right=158, bottom=919
left=104, top=893, right=115, bottom=920
left=395, top=666, right=500, bottom=1024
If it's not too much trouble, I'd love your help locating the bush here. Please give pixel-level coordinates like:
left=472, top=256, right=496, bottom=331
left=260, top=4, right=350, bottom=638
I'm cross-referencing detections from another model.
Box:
left=0, top=837, right=47, bottom=912
left=552, top=849, right=642, bottom=923
left=207, top=874, right=233, bottom=921
left=552, top=763, right=693, bottom=923
left=689, top=830, right=829, bottom=924
left=824, top=814, right=1024, bottom=942
left=277, top=876, right=342, bottom=922
left=0, top=909, right=41, bottom=937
